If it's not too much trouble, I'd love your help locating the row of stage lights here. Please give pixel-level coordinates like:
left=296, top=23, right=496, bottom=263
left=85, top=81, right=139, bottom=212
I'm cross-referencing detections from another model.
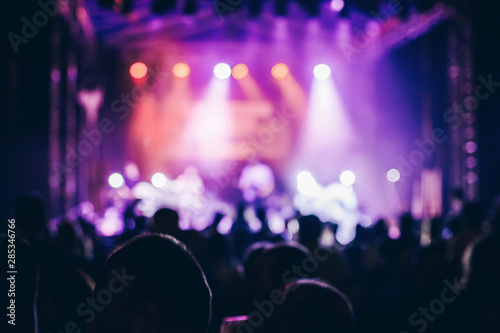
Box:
left=297, top=168, right=401, bottom=193
left=129, top=62, right=332, bottom=80
left=108, top=172, right=168, bottom=189
left=108, top=168, right=402, bottom=190
left=103, top=0, right=347, bottom=17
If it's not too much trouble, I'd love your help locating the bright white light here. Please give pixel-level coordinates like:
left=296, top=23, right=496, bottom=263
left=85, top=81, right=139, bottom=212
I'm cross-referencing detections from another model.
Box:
left=216, top=216, right=233, bottom=235
left=320, top=227, right=336, bottom=247
left=387, top=168, right=401, bottom=182
left=108, top=173, right=125, bottom=188
left=213, top=63, right=232, bottom=80
left=151, top=172, right=167, bottom=188
left=268, top=214, right=286, bottom=234
left=297, top=171, right=318, bottom=195
left=339, top=170, right=355, bottom=186
left=330, top=0, right=344, bottom=12
left=131, top=182, right=158, bottom=218
left=313, top=64, right=331, bottom=80
left=287, top=219, right=300, bottom=234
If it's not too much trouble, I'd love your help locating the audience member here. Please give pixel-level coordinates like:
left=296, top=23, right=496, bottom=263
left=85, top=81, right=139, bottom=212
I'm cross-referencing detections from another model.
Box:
left=91, top=233, right=212, bottom=333
left=258, top=279, right=355, bottom=333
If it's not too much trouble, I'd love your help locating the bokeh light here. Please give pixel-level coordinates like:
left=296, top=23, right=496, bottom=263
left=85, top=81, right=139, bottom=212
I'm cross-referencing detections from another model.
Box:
left=330, top=0, right=344, bottom=12
left=272, top=63, right=289, bottom=80
left=287, top=219, right=300, bottom=234
left=339, top=170, right=355, bottom=186
left=232, top=63, right=249, bottom=80
left=129, top=62, right=148, bottom=79
left=108, top=173, right=125, bottom=188
left=388, top=225, right=401, bottom=239
left=387, top=168, right=401, bottom=182
left=172, top=62, right=190, bottom=79
left=464, top=141, right=478, bottom=154
left=213, top=63, right=232, bottom=79
left=268, top=214, right=286, bottom=234
left=124, top=161, right=140, bottom=181
left=97, top=207, right=124, bottom=237
left=466, top=156, right=477, bottom=168
left=216, top=216, right=233, bottom=235
left=313, top=64, right=331, bottom=80
left=465, top=172, right=478, bottom=183
left=297, top=171, right=318, bottom=195
left=151, top=172, right=167, bottom=188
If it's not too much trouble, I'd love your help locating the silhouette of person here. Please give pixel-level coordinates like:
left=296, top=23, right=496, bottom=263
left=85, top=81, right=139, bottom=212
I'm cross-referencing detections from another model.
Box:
left=91, top=233, right=212, bottom=333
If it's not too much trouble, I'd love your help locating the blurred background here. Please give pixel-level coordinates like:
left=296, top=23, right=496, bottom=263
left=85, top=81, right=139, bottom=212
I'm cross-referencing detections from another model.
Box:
left=2, top=0, right=500, bottom=332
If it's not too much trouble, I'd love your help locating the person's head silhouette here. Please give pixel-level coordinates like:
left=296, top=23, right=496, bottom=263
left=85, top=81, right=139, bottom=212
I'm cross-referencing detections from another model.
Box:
left=260, top=279, right=354, bottom=333
left=92, top=233, right=212, bottom=333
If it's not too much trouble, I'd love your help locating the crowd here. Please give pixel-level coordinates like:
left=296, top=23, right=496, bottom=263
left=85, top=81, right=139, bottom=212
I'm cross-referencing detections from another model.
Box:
left=6, top=191, right=500, bottom=333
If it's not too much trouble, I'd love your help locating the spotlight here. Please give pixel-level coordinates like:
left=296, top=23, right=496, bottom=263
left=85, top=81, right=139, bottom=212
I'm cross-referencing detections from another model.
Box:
left=297, top=171, right=318, bottom=195
left=108, top=173, right=125, bottom=188
left=271, top=63, right=289, bottom=80
left=172, top=62, right=190, bottom=79
left=232, top=63, right=249, bottom=80
left=387, top=169, right=400, bottom=182
left=130, top=62, right=148, bottom=79
left=339, top=170, right=355, bottom=186
left=151, top=173, right=167, bottom=188
left=313, top=64, right=331, bottom=80
left=330, top=0, right=344, bottom=12
left=213, top=63, right=232, bottom=80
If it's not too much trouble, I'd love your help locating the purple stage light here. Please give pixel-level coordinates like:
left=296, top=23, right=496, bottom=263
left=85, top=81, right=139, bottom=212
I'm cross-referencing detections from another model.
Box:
left=388, top=225, right=400, bottom=239
left=466, top=156, right=477, bottom=168
left=330, top=0, right=344, bottom=12
left=97, top=207, right=125, bottom=237
left=464, top=141, right=478, bottom=154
